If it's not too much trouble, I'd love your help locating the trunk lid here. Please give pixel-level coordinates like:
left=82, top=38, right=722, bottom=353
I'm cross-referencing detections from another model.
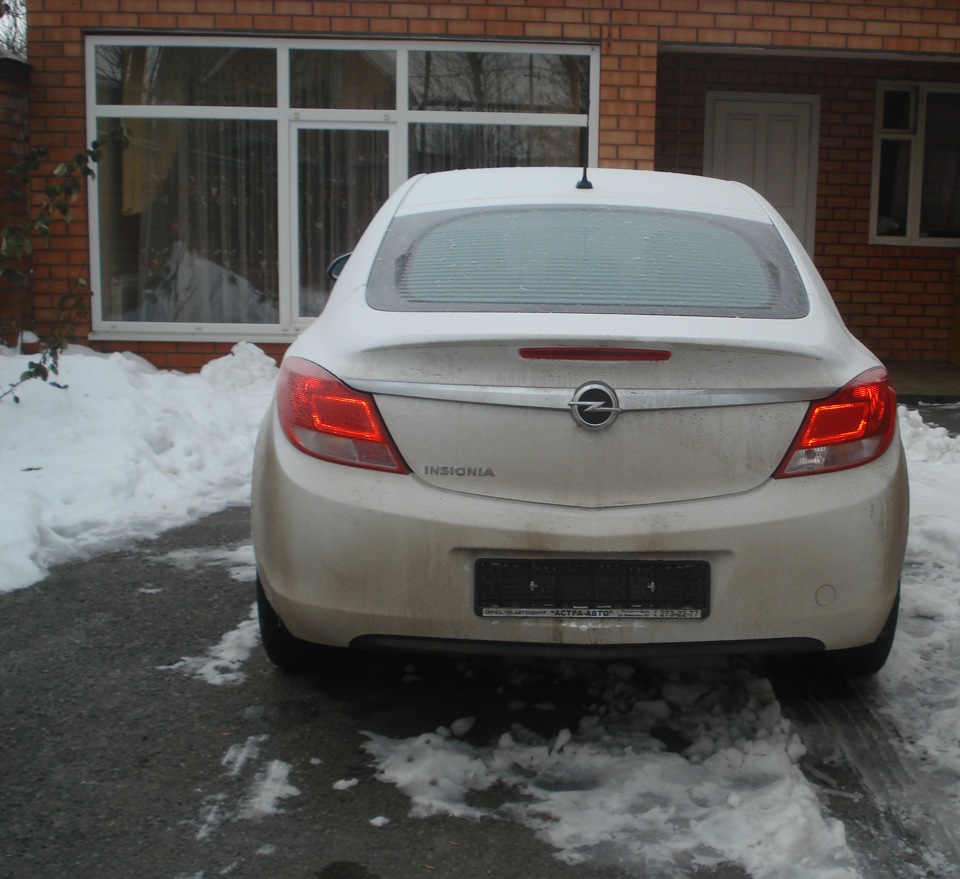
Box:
left=326, top=314, right=862, bottom=508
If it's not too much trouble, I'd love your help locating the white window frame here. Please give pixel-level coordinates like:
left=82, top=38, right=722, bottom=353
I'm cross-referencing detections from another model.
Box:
left=288, top=119, right=396, bottom=324
left=85, top=35, right=600, bottom=342
left=871, top=80, right=960, bottom=248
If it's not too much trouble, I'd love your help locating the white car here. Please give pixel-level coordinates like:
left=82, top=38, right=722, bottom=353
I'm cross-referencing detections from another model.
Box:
left=252, top=167, right=908, bottom=676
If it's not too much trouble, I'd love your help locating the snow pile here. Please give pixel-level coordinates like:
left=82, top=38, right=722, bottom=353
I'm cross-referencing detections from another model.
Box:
left=899, top=407, right=960, bottom=568
left=881, top=408, right=960, bottom=782
left=0, top=342, right=277, bottom=592
left=365, top=660, right=858, bottom=879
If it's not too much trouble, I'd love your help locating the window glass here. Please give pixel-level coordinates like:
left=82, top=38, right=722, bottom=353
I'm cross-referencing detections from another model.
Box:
left=410, top=124, right=583, bottom=173
left=409, top=52, right=589, bottom=113
left=95, top=46, right=276, bottom=107
left=290, top=50, right=396, bottom=109
left=881, top=89, right=914, bottom=132
left=297, top=129, right=389, bottom=317
left=874, top=84, right=960, bottom=245
left=876, top=140, right=910, bottom=237
left=920, top=92, right=960, bottom=238
left=97, top=119, right=279, bottom=323
left=367, top=207, right=808, bottom=318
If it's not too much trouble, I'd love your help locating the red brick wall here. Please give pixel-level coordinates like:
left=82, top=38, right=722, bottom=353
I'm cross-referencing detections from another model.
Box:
left=655, top=53, right=960, bottom=362
left=25, top=0, right=960, bottom=369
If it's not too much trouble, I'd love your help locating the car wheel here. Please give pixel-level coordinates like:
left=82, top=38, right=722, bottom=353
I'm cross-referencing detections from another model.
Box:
left=798, top=588, right=900, bottom=678
left=256, top=576, right=329, bottom=674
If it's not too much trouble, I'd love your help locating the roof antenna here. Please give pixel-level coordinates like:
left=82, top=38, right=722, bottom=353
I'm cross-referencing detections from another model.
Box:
left=576, top=167, right=593, bottom=190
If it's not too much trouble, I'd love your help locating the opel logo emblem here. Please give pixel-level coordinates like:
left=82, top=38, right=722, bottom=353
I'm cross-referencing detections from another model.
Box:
left=568, top=382, right=621, bottom=430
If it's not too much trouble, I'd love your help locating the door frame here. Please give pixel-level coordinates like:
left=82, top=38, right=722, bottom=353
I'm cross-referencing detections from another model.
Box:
left=703, top=91, right=820, bottom=252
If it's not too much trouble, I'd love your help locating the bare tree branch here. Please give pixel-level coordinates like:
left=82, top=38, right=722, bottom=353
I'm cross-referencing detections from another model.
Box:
left=0, top=0, right=27, bottom=59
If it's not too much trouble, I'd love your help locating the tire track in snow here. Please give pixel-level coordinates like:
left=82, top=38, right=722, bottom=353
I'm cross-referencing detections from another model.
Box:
left=778, top=675, right=960, bottom=879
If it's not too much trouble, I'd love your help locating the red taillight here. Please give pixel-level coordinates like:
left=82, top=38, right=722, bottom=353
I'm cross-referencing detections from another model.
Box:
left=775, top=367, right=897, bottom=478
left=277, top=358, right=409, bottom=473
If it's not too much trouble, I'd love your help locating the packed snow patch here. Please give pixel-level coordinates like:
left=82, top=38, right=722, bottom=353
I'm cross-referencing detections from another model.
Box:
left=195, top=734, right=299, bottom=841
left=239, top=760, right=300, bottom=820
left=154, top=544, right=258, bottom=582
left=162, top=603, right=260, bottom=686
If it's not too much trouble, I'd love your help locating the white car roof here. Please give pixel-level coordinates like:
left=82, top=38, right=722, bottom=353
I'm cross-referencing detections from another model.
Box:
left=394, top=167, right=772, bottom=222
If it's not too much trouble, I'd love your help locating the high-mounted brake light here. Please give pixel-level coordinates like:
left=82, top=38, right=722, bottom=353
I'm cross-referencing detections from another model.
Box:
left=520, top=347, right=671, bottom=362
left=775, top=367, right=897, bottom=478
left=277, top=358, right=409, bottom=473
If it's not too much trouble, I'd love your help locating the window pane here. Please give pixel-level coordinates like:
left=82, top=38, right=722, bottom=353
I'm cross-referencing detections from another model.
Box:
left=97, top=119, right=279, bottom=323
left=95, top=47, right=276, bottom=106
left=298, top=129, right=389, bottom=317
left=920, top=92, right=960, bottom=238
left=290, top=50, right=396, bottom=109
left=367, top=207, right=808, bottom=318
left=882, top=89, right=914, bottom=132
left=876, top=139, right=910, bottom=237
left=410, top=123, right=583, bottom=174
left=409, top=52, right=589, bottom=113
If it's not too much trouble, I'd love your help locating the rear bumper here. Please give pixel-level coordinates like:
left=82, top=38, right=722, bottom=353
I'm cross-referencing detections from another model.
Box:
left=252, top=412, right=909, bottom=655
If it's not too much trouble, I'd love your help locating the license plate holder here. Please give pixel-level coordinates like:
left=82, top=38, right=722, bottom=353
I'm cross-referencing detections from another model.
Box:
left=475, top=558, right=710, bottom=620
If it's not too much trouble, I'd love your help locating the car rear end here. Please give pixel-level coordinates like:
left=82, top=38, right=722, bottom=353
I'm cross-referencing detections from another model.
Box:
left=252, top=168, right=908, bottom=663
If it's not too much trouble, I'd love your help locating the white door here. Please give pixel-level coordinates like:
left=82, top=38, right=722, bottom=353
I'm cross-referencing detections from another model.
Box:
left=705, top=93, right=820, bottom=251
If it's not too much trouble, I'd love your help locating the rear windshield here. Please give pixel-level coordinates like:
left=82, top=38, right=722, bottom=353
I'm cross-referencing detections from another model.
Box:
left=365, top=205, right=809, bottom=317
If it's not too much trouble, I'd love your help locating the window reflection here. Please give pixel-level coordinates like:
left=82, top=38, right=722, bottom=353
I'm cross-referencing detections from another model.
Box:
left=409, top=52, right=589, bottom=114
left=876, top=140, right=910, bottom=237
left=98, top=119, right=279, bottom=323
left=920, top=92, right=960, bottom=238
left=876, top=86, right=960, bottom=241
left=410, top=124, right=582, bottom=174
left=95, top=46, right=277, bottom=107
left=290, top=50, right=396, bottom=109
left=298, top=129, right=389, bottom=317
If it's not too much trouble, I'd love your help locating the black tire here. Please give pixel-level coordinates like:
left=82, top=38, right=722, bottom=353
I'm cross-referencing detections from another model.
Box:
left=256, top=576, right=328, bottom=674
left=796, top=588, right=900, bottom=678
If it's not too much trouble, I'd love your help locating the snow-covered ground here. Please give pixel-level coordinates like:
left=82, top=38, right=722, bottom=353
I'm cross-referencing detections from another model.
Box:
left=3, top=344, right=960, bottom=878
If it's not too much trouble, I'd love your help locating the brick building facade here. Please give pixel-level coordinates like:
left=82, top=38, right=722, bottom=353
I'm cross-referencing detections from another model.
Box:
left=20, top=0, right=960, bottom=369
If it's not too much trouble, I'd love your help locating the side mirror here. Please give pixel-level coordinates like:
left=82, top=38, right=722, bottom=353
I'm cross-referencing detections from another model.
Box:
left=326, top=252, right=352, bottom=282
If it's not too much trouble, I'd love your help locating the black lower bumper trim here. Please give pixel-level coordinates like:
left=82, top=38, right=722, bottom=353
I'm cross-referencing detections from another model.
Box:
left=348, top=634, right=824, bottom=661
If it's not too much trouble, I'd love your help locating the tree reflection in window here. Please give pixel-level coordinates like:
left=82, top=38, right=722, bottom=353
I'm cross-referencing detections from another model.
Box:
left=409, top=52, right=588, bottom=114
